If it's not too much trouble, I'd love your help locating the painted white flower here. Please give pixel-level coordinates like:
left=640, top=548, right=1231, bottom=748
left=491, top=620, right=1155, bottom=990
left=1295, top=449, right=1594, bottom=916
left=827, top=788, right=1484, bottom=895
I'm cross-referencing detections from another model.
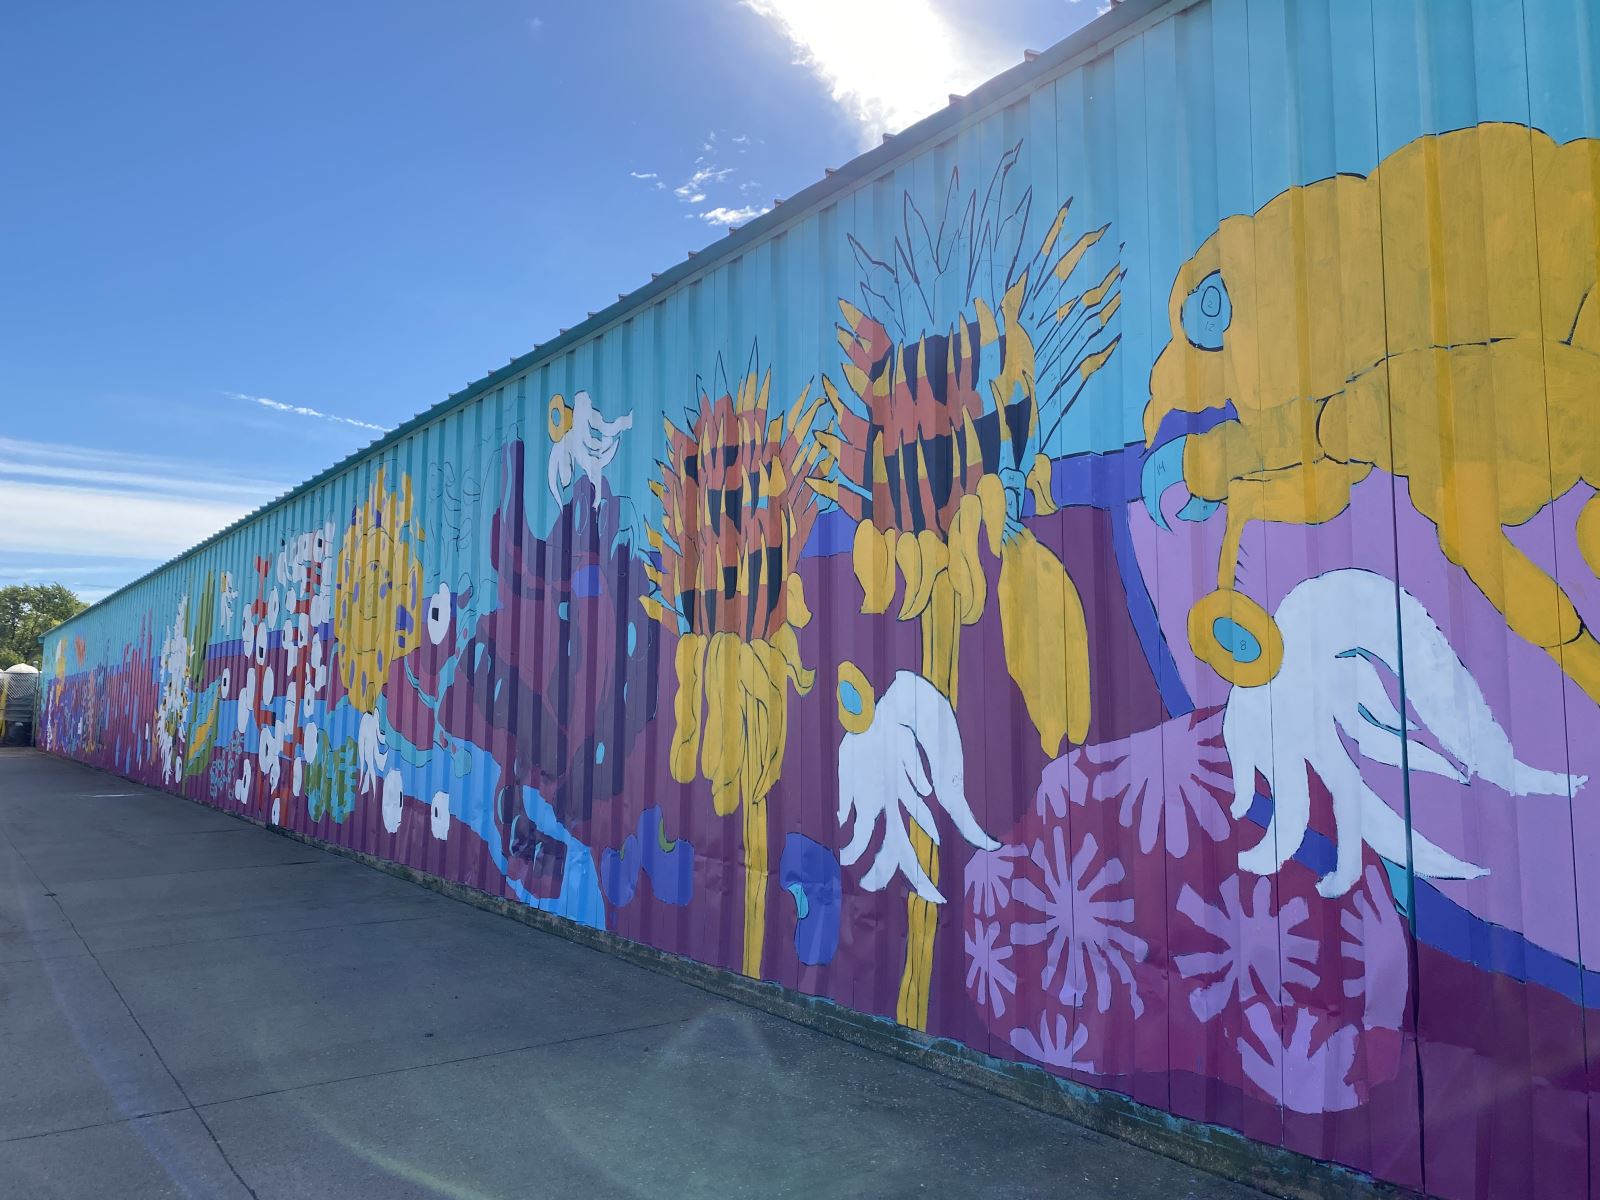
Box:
left=834, top=667, right=997, bottom=904
left=220, top=571, right=238, bottom=629
left=237, top=667, right=257, bottom=733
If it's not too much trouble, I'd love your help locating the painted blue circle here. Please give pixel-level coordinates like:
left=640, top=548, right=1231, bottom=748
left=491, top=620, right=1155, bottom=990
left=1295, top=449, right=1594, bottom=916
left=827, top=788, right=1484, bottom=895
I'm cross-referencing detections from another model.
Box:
left=839, top=680, right=863, bottom=716
left=1212, top=616, right=1261, bottom=664
left=594, top=741, right=606, bottom=765
left=627, top=622, right=637, bottom=655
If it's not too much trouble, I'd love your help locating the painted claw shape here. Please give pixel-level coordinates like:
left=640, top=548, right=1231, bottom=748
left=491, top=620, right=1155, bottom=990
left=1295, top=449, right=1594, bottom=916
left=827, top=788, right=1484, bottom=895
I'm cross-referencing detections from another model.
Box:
left=1224, top=569, right=1583, bottom=898
left=836, top=669, right=998, bottom=904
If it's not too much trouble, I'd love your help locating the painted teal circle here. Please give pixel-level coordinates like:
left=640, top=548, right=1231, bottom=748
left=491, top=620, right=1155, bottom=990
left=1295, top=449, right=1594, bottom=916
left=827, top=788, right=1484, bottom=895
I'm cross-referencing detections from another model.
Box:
left=839, top=680, right=863, bottom=716
left=594, top=741, right=606, bottom=765
left=1212, top=616, right=1261, bottom=664
left=627, top=622, right=637, bottom=654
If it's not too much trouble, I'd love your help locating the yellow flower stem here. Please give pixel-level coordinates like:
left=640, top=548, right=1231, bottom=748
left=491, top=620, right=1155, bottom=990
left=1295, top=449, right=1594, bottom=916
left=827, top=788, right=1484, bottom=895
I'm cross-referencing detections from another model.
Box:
left=742, top=792, right=769, bottom=978
left=919, top=569, right=959, bottom=703
left=898, top=569, right=958, bottom=1030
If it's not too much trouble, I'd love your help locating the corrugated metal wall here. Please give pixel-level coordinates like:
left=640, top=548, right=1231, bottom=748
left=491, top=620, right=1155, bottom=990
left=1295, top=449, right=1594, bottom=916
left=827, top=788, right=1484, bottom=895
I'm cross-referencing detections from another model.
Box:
left=36, top=1, right=1600, bottom=1194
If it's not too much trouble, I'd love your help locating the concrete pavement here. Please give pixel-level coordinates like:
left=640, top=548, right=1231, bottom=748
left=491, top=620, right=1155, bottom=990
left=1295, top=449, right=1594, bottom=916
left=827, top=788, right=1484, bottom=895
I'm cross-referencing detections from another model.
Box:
left=0, top=748, right=1272, bottom=1199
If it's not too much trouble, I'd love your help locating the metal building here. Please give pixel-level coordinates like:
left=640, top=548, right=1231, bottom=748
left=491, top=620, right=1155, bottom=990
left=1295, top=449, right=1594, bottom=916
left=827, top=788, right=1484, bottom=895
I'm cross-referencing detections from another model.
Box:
left=34, top=2, right=1600, bottom=1195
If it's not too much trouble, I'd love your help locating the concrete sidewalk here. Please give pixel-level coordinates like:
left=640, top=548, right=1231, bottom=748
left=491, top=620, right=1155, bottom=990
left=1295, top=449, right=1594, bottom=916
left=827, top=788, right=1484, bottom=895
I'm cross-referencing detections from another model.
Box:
left=0, top=749, right=1269, bottom=1200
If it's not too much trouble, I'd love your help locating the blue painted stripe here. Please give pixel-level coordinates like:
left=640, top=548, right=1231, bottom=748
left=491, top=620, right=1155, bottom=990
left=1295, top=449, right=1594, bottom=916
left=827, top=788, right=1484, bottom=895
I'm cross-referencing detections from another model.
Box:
left=1243, top=793, right=1600, bottom=1009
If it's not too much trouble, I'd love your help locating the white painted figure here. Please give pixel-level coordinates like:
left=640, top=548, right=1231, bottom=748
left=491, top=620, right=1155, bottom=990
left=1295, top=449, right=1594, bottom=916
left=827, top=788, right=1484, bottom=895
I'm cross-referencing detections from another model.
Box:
left=835, top=667, right=998, bottom=903
left=547, top=390, right=632, bottom=509
left=1224, top=568, right=1584, bottom=897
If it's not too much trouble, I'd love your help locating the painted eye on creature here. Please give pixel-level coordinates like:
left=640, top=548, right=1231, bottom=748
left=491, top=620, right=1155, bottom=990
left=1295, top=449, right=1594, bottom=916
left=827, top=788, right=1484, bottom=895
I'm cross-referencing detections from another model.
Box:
left=547, top=393, right=573, bottom=442
left=425, top=582, right=453, bottom=646
left=219, top=666, right=232, bottom=697
left=1181, top=269, right=1231, bottom=351
left=835, top=661, right=876, bottom=735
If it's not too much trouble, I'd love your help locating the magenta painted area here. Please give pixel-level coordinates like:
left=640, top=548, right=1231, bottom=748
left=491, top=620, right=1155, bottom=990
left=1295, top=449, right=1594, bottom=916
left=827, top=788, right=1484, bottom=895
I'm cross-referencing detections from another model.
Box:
left=1132, top=476, right=1592, bottom=967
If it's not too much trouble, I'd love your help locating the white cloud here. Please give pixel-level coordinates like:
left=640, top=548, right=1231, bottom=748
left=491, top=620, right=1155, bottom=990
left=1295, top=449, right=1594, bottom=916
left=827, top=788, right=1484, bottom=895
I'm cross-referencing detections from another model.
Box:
left=742, top=0, right=1011, bottom=145
left=0, top=479, right=256, bottom=562
left=228, top=391, right=389, bottom=433
left=0, top=437, right=283, bottom=504
left=700, top=204, right=770, bottom=227
left=0, top=438, right=291, bottom=589
left=674, top=164, right=732, bottom=202
left=637, top=131, right=768, bottom=227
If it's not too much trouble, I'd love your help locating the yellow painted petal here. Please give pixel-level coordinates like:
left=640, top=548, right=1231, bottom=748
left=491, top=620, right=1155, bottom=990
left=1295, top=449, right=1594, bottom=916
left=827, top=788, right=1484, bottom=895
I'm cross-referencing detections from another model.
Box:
left=947, top=493, right=987, bottom=625
left=842, top=362, right=871, bottom=402
left=899, top=528, right=948, bottom=621
left=770, top=621, right=814, bottom=696
left=895, top=528, right=925, bottom=621
left=1001, top=276, right=1027, bottom=322
left=1037, top=200, right=1069, bottom=261
left=669, top=634, right=706, bottom=784
left=975, top=296, right=1000, bottom=349
left=786, top=573, right=812, bottom=630
left=1082, top=264, right=1122, bottom=309
left=806, top=477, right=842, bottom=504
left=1026, top=453, right=1058, bottom=516
left=976, top=474, right=1006, bottom=555
left=745, top=638, right=790, bottom=803
left=997, top=531, right=1091, bottom=757
left=854, top=522, right=897, bottom=614
left=1079, top=334, right=1121, bottom=382
left=1053, top=225, right=1106, bottom=283
left=701, top=632, right=744, bottom=815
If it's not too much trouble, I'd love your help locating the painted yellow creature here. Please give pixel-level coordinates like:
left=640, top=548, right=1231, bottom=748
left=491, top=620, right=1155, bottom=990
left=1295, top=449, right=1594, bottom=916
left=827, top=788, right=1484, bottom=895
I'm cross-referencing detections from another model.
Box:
left=1141, top=122, right=1600, bottom=699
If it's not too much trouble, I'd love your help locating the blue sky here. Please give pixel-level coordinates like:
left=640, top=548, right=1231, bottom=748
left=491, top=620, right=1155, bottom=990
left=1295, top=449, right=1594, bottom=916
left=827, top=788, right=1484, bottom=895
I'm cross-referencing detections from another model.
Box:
left=1, top=0, right=1100, bottom=601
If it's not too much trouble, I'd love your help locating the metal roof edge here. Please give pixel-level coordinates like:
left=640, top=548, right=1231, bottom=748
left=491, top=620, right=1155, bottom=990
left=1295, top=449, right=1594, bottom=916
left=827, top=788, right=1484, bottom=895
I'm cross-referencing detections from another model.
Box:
left=42, top=0, right=1183, bottom=641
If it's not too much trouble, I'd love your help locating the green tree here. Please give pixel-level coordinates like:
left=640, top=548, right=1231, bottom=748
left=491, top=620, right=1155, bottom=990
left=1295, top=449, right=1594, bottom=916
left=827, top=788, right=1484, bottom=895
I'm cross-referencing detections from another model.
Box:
left=0, top=583, right=87, bottom=669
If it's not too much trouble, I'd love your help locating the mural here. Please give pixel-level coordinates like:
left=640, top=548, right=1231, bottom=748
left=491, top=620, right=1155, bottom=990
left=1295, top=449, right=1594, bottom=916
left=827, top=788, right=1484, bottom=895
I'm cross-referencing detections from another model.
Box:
left=34, top=5, right=1600, bottom=1192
